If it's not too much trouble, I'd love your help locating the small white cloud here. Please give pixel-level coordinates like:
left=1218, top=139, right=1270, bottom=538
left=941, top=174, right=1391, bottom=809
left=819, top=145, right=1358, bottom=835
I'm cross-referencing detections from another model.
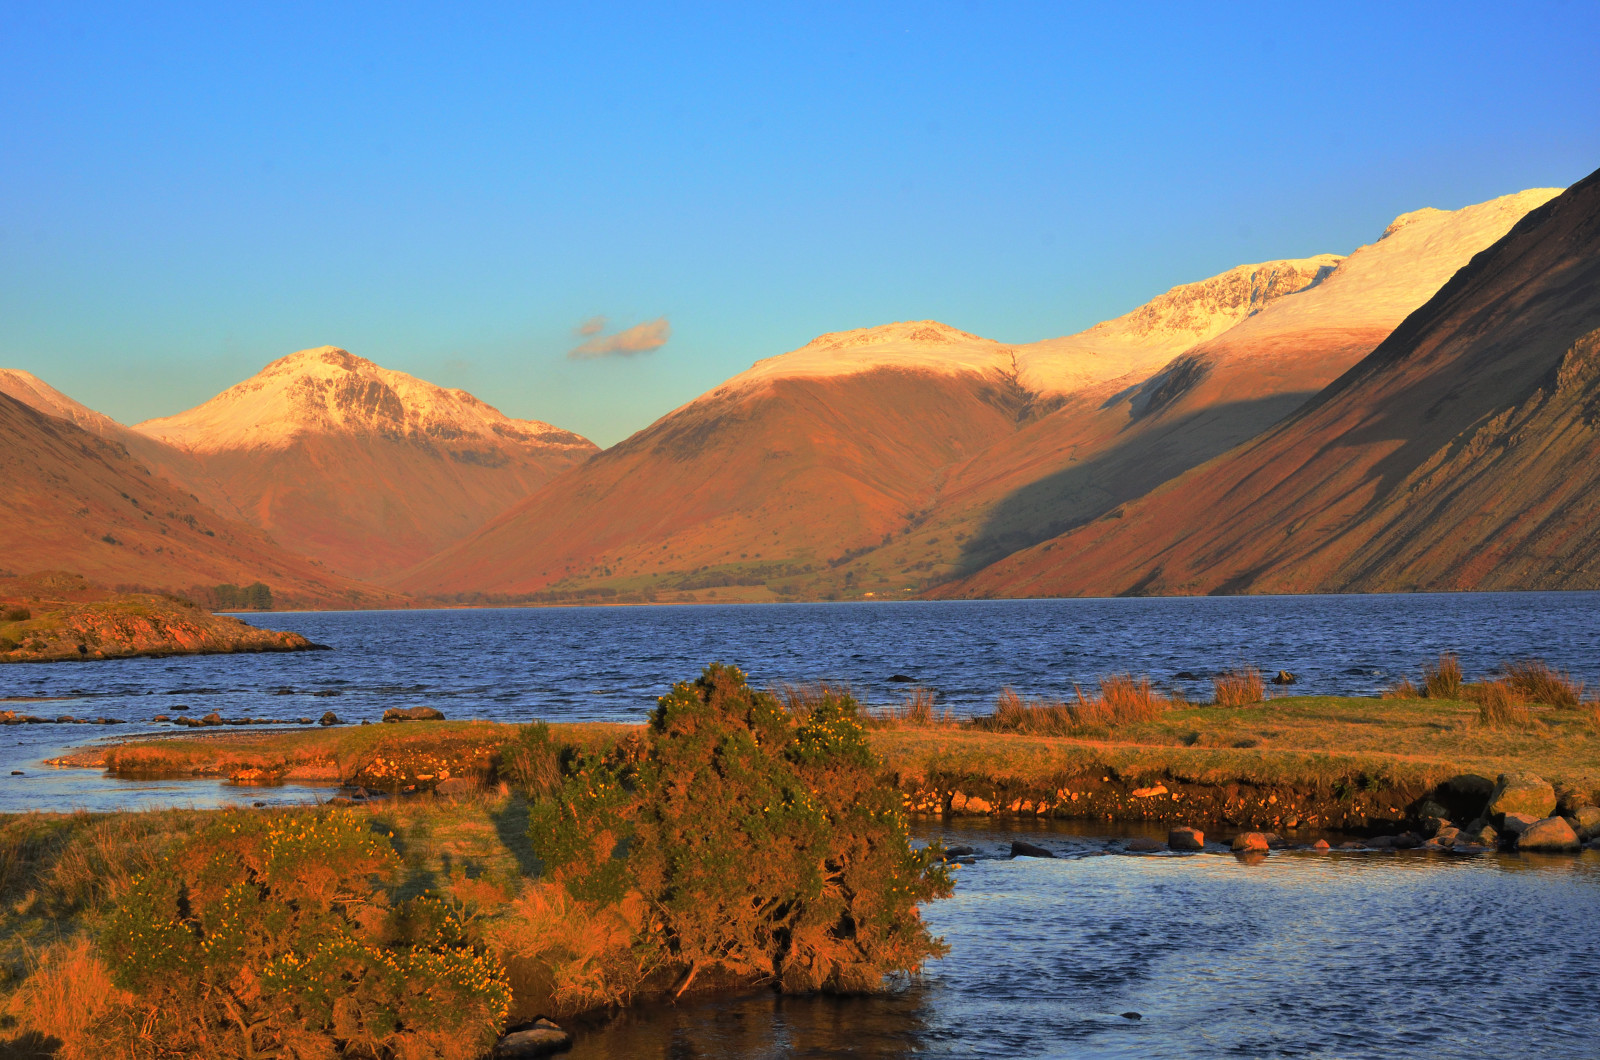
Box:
left=569, top=316, right=671, bottom=359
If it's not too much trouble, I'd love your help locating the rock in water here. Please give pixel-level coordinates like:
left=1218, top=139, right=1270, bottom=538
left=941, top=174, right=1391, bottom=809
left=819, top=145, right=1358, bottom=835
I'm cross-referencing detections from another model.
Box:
left=1486, top=773, right=1556, bottom=820
left=1517, top=816, right=1580, bottom=851
left=1271, top=671, right=1296, bottom=685
left=1168, top=826, right=1205, bottom=850
left=382, top=705, right=446, bottom=722
left=494, top=1018, right=572, bottom=1057
left=319, top=710, right=340, bottom=726
left=1124, top=837, right=1164, bottom=852
left=1010, top=840, right=1055, bottom=859
left=1230, top=832, right=1270, bottom=853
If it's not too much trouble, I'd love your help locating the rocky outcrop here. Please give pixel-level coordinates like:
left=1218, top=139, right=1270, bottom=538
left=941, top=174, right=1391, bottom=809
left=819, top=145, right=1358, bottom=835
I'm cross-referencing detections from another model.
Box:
left=0, top=579, right=319, bottom=663
left=382, top=706, right=447, bottom=722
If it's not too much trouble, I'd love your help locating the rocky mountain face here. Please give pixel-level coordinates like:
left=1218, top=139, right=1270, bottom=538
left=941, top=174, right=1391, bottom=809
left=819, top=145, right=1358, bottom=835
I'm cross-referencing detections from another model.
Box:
left=0, top=391, right=387, bottom=607
left=943, top=171, right=1600, bottom=597
left=397, top=187, right=1558, bottom=603
left=132, top=347, right=598, bottom=580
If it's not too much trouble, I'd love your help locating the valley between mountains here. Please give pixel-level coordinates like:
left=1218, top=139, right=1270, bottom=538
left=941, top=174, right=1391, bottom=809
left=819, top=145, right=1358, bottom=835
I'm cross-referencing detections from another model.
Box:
left=6, top=176, right=1598, bottom=607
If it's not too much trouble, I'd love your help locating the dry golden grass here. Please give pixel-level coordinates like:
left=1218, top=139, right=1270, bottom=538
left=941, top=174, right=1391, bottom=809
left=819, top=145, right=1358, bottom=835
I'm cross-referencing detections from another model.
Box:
left=1383, top=677, right=1421, bottom=700
left=975, top=676, right=1171, bottom=736
left=1423, top=653, right=1463, bottom=699
left=3, top=939, right=128, bottom=1059
left=1503, top=658, right=1584, bottom=708
left=1212, top=667, right=1264, bottom=707
left=865, top=686, right=956, bottom=728
left=1473, top=681, right=1533, bottom=728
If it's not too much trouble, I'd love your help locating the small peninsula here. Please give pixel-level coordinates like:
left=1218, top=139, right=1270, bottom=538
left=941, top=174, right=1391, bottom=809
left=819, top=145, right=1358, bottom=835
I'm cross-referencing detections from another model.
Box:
left=0, top=571, right=318, bottom=663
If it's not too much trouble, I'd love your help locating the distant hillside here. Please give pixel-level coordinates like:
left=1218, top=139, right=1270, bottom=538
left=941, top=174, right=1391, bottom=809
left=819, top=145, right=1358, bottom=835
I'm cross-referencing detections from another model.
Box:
left=944, top=170, right=1600, bottom=596
left=0, top=391, right=390, bottom=608
left=398, top=188, right=1554, bottom=603
left=132, top=347, right=597, bottom=581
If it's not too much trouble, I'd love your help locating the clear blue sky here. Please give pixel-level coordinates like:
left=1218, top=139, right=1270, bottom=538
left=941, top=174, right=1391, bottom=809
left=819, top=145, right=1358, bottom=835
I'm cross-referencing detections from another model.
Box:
left=3, top=2, right=1597, bottom=446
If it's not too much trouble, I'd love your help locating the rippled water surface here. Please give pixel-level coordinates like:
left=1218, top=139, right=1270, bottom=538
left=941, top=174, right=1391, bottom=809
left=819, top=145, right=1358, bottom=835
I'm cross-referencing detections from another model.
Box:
left=574, top=824, right=1600, bottom=1060
left=5, top=593, right=1600, bottom=807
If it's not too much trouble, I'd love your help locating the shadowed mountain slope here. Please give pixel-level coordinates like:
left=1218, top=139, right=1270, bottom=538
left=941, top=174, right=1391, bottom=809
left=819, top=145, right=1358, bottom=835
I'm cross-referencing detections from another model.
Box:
left=943, top=169, right=1600, bottom=597
left=0, top=391, right=389, bottom=607
left=132, top=347, right=597, bottom=580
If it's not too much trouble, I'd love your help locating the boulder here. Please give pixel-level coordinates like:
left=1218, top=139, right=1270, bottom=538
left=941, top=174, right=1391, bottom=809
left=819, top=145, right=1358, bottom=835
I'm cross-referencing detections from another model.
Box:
left=1517, top=816, right=1580, bottom=852
left=941, top=845, right=977, bottom=859
left=1436, top=774, right=1495, bottom=821
left=1462, top=823, right=1498, bottom=848
left=1124, top=837, right=1163, bottom=852
left=382, top=706, right=446, bottom=723
left=1500, top=812, right=1540, bottom=836
left=1486, top=773, right=1556, bottom=821
left=1010, top=840, right=1055, bottom=859
left=201, top=712, right=223, bottom=726
left=1230, top=832, right=1269, bottom=853
left=1311, top=839, right=1331, bottom=850
left=1434, top=826, right=1461, bottom=846
left=1271, top=671, right=1296, bottom=685
left=1168, top=826, right=1205, bottom=851
left=318, top=711, right=340, bottom=726
left=1418, top=816, right=1451, bottom=838
left=494, top=1019, right=571, bottom=1058
left=1573, top=805, right=1600, bottom=841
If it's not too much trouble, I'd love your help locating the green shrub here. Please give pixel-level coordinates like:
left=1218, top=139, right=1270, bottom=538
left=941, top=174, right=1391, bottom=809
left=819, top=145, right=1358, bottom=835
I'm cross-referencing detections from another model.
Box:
left=527, top=664, right=951, bottom=999
left=96, top=810, right=510, bottom=1059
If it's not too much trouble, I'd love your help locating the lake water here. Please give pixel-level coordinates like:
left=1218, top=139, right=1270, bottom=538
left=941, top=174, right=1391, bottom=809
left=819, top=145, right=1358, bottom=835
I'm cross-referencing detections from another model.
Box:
left=576, top=821, right=1600, bottom=1060
left=2, top=595, right=1597, bottom=1056
left=5, top=592, right=1600, bottom=809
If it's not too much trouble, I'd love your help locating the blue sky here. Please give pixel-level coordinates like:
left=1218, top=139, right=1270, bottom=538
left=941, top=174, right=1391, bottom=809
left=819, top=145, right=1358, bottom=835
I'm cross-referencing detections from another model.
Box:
left=3, top=2, right=1597, bottom=446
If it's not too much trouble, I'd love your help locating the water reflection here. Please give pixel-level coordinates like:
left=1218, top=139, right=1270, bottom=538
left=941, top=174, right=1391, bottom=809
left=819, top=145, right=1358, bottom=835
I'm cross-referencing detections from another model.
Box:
left=571, top=840, right=1600, bottom=1059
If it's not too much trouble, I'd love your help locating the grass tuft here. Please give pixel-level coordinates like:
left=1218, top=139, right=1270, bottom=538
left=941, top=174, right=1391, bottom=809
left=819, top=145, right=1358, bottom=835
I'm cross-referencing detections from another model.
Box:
left=1213, top=667, right=1264, bottom=707
left=1423, top=653, right=1463, bottom=699
left=1383, top=678, right=1421, bottom=700
left=1472, top=680, right=1534, bottom=729
left=1504, top=658, right=1584, bottom=708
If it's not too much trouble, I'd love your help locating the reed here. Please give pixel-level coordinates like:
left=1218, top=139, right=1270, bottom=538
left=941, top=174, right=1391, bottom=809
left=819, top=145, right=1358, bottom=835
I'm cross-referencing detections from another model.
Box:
left=866, top=686, right=955, bottom=728
left=977, top=675, right=1170, bottom=735
left=1472, top=680, right=1534, bottom=729
left=1423, top=653, right=1463, bottom=699
left=1503, top=658, right=1584, bottom=708
left=1383, top=677, right=1421, bottom=700
left=1213, top=667, right=1264, bottom=707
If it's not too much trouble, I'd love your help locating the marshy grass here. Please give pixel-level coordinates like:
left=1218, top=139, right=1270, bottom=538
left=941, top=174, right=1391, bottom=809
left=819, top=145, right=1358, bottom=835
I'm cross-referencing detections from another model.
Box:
left=1423, top=653, right=1463, bottom=699
left=974, top=675, right=1172, bottom=736
left=866, top=686, right=956, bottom=728
left=1471, top=680, right=1534, bottom=729
left=1212, top=667, right=1265, bottom=707
left=1503, top=658, right=1584, bottom=708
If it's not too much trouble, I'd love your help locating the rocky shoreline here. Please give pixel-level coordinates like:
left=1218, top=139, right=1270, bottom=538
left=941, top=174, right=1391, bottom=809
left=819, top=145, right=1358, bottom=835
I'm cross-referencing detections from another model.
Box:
left=910, top=769, right=1600, bottom=856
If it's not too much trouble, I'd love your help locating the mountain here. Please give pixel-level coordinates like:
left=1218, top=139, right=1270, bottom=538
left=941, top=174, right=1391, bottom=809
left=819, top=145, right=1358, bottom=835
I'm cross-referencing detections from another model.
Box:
left=132, top=347, right=598, bottom=581
left=0, top=368, right=241, bottom=516
left=389, top=257, right=1351, bottom=601
left=0, top=390, right=388, bottom=607
left=399, top=187, right=1555, bottom=604
left=942, top=170, right=1600, bottom=597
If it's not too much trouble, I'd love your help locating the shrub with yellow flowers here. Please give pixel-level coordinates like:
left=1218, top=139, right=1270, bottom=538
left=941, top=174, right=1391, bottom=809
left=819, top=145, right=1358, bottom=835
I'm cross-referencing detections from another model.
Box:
left=525, top=664, right=952, bottom=1002
left=97, top=810, right=510, bottom=1060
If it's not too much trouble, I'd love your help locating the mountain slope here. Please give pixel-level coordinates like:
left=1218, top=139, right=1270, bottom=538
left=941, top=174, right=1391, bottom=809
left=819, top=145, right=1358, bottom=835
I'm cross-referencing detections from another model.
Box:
left=0, top=391, right=388, bottom=606
left=393, top=257, right=1345, bottom=601
left=132, top=347, right=598, bottom=580
left=945, top=170, right=1600, bottom=597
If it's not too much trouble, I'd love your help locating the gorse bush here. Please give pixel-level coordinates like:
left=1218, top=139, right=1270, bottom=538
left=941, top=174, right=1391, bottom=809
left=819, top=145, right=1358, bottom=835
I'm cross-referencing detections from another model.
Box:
left=96, top=810, right=510, bottom=1059
left=526, top=664, right=951, bottom=1002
